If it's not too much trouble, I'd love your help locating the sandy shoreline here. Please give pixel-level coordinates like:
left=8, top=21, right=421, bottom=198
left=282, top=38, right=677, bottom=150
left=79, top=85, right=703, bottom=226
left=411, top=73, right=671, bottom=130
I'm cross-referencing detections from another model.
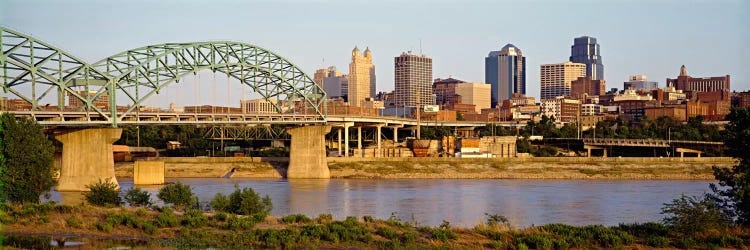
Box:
left=114, top=157, right=737, bottom=180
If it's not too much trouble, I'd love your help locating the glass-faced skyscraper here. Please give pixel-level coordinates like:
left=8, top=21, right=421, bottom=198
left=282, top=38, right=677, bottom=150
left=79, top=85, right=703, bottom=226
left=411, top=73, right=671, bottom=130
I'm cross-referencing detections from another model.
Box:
left=569, top=36, right=603, bottom=81
left=485, top=44, right=526, bottom=107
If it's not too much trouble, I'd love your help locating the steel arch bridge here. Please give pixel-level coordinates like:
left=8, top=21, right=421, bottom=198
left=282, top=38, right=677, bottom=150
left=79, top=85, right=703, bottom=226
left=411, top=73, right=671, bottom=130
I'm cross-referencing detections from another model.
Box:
left=0, top=27, right=327, bottom=127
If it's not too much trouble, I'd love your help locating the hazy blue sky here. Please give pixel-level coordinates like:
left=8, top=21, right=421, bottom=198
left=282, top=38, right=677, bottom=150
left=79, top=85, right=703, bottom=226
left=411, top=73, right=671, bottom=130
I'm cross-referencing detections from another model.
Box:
left=1, top=0, right=748, bottom=105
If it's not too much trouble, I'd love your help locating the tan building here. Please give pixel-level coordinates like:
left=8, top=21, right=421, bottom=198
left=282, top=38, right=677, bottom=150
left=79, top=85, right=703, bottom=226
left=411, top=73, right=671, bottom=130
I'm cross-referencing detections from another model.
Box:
left=455, top=82, right=491, bottom=113
left=395, top=51, right=433, bottom=108
left=540, top=62, right=586, bottom=100
left=241, top=98, right=279, bottom=114
left=348, top=46, right=376, bottom=107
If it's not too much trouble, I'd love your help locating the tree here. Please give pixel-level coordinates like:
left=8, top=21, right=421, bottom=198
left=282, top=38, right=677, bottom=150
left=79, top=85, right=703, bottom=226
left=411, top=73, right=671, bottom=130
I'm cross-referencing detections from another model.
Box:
left=85, top=179, right=122, bottom=206
left=0, top=114, right=56, bottom=203
left=661, top=194, right=728, bottom=235
left=709, top=107, right=750, bottom=225
left=158, top=182, right=196, bottom=210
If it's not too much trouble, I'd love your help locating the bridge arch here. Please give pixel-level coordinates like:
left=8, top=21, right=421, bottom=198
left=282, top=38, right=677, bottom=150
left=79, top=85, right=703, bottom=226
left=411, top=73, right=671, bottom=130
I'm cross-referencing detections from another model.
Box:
left=91, top=41, right=327, bottom=126
left=2, top=27, right=327, bottom=126
left=0, top=27, right=111, bottom=117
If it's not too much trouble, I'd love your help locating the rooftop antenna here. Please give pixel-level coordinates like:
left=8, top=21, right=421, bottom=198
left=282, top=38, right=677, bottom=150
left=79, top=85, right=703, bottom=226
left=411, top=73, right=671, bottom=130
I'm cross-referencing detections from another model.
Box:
left=419, top=38, right=422, bottom=55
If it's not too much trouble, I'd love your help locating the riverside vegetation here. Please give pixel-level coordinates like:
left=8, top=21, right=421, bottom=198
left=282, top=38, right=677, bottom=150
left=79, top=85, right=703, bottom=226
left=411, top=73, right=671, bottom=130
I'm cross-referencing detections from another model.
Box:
left=1, top=108, right=750, bottom=248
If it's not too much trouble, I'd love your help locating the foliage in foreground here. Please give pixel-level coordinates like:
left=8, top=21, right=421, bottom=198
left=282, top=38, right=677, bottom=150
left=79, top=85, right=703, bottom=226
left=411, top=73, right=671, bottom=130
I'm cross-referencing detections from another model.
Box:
left=124, top=188, right=152, bottom=207
left=0, top=113, right=56, bottom=203
left=661, top=194, right=728, bottom=235
left=85, top=179, right=122, bottom=207
left=710, top=107, right=750, bottom=225
left=210, top=185, right=272, bottom=216
left=157, top=182, right=196, bottom=210
left=1, top=202, right=750, bottom=249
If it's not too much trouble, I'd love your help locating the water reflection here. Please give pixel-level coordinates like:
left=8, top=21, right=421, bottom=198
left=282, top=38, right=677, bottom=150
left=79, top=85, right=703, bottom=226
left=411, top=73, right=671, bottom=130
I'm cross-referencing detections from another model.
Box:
left=49, top=178, right=711, bottom=227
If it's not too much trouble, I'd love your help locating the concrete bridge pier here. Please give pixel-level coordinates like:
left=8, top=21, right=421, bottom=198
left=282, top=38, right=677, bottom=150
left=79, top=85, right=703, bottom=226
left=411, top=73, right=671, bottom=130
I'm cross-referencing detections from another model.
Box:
left=55, top=128, right=122, bottom=191
left=287, top=125, right=332, bottom=178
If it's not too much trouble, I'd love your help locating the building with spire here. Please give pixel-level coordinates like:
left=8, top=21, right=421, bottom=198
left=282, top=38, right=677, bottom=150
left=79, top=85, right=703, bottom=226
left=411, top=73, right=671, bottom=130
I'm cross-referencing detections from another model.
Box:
left=570, top=36, right=604, bottom=81
left=667, top=65, right=730, bottom=100
left=347, top=46, right=376, bottom=107
left=485, top=44, right=526, bottom=107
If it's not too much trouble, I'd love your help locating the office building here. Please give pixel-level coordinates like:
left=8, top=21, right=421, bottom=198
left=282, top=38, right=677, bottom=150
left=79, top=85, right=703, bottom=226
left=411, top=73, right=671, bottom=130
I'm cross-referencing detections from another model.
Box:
left=348, top=46, right=376, bottom=107
left=320, top=66, right=348, bottom=99
left=540, top=96, right=581, bottom=124
left=624, top=75, right=658, bottom=92
left=433, top=77, right=465, bottom=108
left=570, top=36, right=604, bottom=80
left=395, top=51, right=433, bottom=108
left=485, top=44, right=526, bottom=107
left=540, top=62, right=586, bottom=100
left=666, top=65, right=730, bottom=100
left=571, top=76, right=606, bottom=100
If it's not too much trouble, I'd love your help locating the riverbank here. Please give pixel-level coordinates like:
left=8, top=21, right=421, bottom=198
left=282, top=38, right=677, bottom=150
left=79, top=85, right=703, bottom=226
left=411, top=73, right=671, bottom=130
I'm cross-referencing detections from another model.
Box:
left=114, top=157, right=737, bottom=180
left=1, top=203, right=747, bottom=249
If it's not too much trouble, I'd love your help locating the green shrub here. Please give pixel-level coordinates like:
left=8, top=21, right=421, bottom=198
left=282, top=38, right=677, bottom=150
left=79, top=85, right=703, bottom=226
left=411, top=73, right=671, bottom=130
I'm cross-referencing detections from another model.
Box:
left=54, top=204, right=75, bottom=213
left=213, top=212, right=228, bottom=221
left=66, top=216, right=82, bottom=228
left=140, top=222, right=158, bottom=235
left=95, top=222, right=113, bottom=232
left=16, top=202, right=55, bottom=217
left=617, top=222, right=667, bottom=237
left=661, top=194, right=728, bottom=235
left=211, top=185, right=272, bottom=217
left=401, top=231, right=417, bottom=244
left=85, top=179, right=122, bottom=207
left=221, top=215, right=255, bottom=230
left=135, top=208, right=148, bottom=217
left=154, top=207, right=179, bottom=228
left=38, top=216, right=49, bottom=223
left=181, top=209, right=208, bottom=228
left=517, top=242, right=529, bottom=250
left=363, top=215, right=374, bottom=223
left=316, top=213, right=333, bottom=224
left=431, top=221, right=457, bottom=242
left=375, top=227, right=398, bottom=240
left=281, top=214, right=312, bottom=224
left=124, top=188, right=152, bottom=207
left=157, top=182, right=196, bottom=210
left=646, top=236, right=670, bottom=248
left=485, top=213, right=510, bottom=228
left=521, top=233, right=555, bottom=250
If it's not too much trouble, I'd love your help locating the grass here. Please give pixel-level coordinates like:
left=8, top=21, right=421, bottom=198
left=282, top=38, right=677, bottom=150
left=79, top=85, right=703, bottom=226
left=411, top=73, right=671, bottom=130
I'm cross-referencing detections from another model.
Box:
left=4, top=203, right=749, bottom=249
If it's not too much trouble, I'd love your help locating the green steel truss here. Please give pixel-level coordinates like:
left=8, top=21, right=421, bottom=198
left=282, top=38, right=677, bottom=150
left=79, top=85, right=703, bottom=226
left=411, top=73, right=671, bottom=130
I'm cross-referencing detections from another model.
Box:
left=1, top=27, right=327, bottom=127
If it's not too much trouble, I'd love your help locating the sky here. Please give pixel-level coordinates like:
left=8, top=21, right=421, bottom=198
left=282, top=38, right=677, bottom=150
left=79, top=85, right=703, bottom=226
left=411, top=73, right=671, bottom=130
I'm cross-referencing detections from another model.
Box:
left=1, top=0, right=748, bottom=107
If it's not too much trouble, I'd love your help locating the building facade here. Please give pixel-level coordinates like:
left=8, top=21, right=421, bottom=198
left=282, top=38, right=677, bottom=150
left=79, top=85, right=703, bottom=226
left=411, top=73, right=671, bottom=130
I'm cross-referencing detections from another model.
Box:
left=570, top=76, right=606, bottom=99
left=68, top=90, right=109, bottom=109
left=569, top=36, right=604, bottom=80
left=320, top=66, right=348, bottom=99
left=455, top=82, right=491, bottom=113
left=348, top=46, right=376, bottom=107
left=624, top=75, right=658, bottom=92
left=241, top=98, right=279, bottom=114
left=433, top=77, right=464, bottom=108
left=540, top=62, right=586, bottom=100
left=666, top=65, right=730, bottom=100
left=395, top=52, right=433, bottom=108
left=485, top=44, right=526, bottom=107
left=541, top=96, right=581, bottom=124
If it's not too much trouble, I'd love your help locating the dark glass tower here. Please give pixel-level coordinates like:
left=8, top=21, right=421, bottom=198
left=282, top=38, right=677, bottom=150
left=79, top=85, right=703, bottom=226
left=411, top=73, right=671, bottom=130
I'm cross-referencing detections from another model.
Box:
left=570, top=36, right=603, bottom=80
left=485, top=44, right=526, bottom=107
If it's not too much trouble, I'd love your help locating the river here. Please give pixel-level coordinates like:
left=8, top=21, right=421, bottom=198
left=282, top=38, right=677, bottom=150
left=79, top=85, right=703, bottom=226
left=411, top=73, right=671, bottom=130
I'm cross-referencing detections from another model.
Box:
left=50, top=178, right=711, bottom=228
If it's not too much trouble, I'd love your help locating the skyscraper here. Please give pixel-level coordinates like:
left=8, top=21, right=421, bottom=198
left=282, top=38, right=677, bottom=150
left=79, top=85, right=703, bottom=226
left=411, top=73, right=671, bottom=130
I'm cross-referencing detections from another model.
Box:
left=348, top=46, right=376, bottom=107
left=485, top=44, right=526, bottom=107
left=540, top=62, right=586, bottom=100
left=570, top=36, right=604, bottom=80
left=395, top=52, right=433, bottom=108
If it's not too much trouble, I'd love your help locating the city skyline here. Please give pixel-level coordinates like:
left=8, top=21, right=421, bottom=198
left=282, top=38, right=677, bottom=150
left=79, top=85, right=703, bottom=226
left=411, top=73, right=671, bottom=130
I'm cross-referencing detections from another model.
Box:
left=0, top=0, right=747, bottom=106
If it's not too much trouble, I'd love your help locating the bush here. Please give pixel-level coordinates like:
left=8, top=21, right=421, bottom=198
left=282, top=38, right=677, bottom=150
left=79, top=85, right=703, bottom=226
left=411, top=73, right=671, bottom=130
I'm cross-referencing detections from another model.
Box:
left=375, top=227, right=398, bottom=240
left=210, top=185, right=272, bottom=218
left=154, top=207, right=180, bottom=228
left=0, top=113, right=56, bottom=204
left=181, top=209, right=208, bottom=228
left=157, top=182, right=196, bottom=210
left=222, top=215, right=256, bottom=230
left=661, top=194, right=728, bottom=235
left=124, top=188, right=152, bottom=207
left=213, top=212, right=228, bottom=221
left=646, top=236, right=670, bottom=247
left=316, top=214, right=333, bottom=224
left=521, top=233, right=555, bottom=250
left=66, top=216, right=82, bottom=228
left=485, top=213, right=511, bottom=228
left=85, top=179, right=121, bottom=206
left=281, top=214, right=312, bottom=224
left=95, top=222, right=114, bottom=232
left=363, top=215, right=374, bottom=223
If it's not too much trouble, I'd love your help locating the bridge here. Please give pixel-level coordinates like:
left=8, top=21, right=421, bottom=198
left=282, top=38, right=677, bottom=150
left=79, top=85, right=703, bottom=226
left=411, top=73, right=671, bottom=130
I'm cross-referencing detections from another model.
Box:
left=542, top=138, right=723, bottom=158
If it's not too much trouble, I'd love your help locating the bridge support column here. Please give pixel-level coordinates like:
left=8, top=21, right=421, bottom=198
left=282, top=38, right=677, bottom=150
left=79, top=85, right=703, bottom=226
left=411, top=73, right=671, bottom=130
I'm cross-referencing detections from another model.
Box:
left=287, top=125, right=331, bottom=179
left=357, top=126, right=362, bottom=154
left=337, top=128, right=342, bottom=156
left=393, top=128, right=398, bottom=144
left=376, top=125, right=383, bottom=157
left=344, top=125, right=350, bottom=157
left=55, top=128, right=122, bottom=191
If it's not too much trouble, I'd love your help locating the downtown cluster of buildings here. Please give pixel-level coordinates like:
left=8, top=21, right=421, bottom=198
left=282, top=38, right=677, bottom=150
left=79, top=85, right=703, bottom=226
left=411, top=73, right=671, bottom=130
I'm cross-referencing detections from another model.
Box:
left=312, top=36, right=749, bottom=126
